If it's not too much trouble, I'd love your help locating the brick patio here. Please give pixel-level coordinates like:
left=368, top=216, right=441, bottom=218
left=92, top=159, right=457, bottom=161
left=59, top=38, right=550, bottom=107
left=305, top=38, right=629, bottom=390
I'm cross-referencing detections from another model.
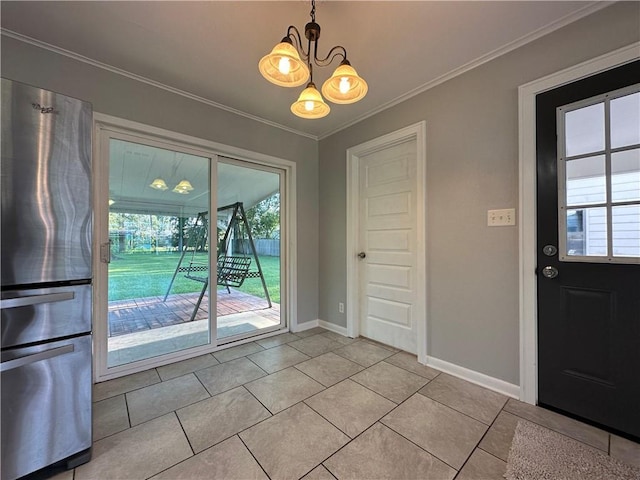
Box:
left=108, top=289, right=280, bottom=337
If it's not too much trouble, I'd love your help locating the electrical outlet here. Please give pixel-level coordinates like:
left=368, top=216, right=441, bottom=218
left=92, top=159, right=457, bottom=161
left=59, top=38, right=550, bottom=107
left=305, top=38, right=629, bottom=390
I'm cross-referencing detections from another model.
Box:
left=488, top=208, right=516, bottom=227
left=339, top=302, right=345, bottom=313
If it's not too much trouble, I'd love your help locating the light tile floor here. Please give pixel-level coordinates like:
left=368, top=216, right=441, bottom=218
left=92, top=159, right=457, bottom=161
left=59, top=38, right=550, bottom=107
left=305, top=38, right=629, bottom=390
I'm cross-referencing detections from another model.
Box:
left=55, top=328, right=640, bottom=480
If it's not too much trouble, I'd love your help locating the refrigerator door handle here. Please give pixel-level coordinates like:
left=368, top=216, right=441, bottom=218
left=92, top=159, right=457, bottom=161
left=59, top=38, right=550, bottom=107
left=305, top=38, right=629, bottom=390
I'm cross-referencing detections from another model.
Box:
left=0, top=344, right=74, bottom=372
left=0, top=291, right=75, bottom=309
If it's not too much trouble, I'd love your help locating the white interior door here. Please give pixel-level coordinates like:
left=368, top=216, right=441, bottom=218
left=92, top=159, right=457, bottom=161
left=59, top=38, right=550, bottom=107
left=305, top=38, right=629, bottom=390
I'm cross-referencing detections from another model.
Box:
left=358, top=137, right=419, bottom=353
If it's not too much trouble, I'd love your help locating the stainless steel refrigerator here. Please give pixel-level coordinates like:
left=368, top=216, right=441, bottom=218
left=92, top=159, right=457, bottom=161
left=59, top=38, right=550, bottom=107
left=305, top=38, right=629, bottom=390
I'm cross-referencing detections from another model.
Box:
left=1, top=78, right=93, bottom=480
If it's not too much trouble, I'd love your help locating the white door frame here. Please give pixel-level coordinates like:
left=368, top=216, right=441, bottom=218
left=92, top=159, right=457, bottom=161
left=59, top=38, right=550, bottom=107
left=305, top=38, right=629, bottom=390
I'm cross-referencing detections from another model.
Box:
left=517, top=43, right=639, bottom=404
left=93, top=113, right=297, bottom=382
left=346, top=121, right=427, bottom=363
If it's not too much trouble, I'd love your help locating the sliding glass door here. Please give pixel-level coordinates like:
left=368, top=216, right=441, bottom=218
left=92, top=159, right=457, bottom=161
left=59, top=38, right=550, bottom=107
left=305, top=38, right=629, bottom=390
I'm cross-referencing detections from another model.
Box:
left=105, top=138, right=213, bottom=368
left=216, top=159, right=285, bottom=342
left=94, top=119, right=292, bottom=380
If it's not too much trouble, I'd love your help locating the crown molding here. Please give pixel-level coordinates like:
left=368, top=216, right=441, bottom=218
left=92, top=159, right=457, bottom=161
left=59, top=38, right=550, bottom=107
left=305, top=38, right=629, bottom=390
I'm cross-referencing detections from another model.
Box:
left=1, top=28, right=318, bottom=141
left=317, top=1, right=612, bottom=140
left=1, top=1, right=611, bottom=143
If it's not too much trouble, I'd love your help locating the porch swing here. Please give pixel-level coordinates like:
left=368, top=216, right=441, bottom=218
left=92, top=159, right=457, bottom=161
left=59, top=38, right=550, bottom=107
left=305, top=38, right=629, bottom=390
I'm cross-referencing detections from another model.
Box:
left=217, top=202, right=272, bottom=307
left=163, top=202, right=271, bottom=321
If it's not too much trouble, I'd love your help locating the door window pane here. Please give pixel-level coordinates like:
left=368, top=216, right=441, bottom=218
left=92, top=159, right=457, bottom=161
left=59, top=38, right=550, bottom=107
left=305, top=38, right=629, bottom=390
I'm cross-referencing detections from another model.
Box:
left=566, top=207, right=607, bottom=257
left=612, top=149, right=640, bottom=202
left=611, top=92, right=640, bottom=149
left=566, top=155, right=606, bottom=206
left=559, top=85, right=640, bottom=262
left=612, top=205, right=640, bottom=257
left=565, top=103, right=605, bottom=157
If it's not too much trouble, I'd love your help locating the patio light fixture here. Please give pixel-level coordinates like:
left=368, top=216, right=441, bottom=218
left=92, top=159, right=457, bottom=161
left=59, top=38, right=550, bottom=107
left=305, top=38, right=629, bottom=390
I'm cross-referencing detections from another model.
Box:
left=149, top=178, right=169, bottom=190
left=149, top=177, right=194, bottom=194
left=258, top=0, right=368, bottom=119
left=172, top=179, right=194, bottom=194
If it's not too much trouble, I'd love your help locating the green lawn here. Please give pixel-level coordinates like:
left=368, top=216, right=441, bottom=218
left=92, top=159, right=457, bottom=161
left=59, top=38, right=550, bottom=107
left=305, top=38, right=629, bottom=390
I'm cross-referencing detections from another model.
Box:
left=108, top=252, right=280, bottom=303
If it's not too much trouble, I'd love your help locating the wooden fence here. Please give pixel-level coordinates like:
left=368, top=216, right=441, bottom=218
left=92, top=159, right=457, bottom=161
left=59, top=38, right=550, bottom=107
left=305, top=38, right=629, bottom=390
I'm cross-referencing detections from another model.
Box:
left=233, top=239, right=280, bottom=257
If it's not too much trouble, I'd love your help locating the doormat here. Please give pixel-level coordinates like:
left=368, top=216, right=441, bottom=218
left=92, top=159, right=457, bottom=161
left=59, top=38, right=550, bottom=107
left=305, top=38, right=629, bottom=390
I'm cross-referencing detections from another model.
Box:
left=505, top=421, right=640, bottom=480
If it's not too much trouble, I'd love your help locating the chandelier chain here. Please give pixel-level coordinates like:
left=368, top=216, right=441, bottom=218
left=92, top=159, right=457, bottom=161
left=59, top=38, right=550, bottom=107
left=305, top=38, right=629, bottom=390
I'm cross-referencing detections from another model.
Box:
left=310, top=0, right=316, bottom=22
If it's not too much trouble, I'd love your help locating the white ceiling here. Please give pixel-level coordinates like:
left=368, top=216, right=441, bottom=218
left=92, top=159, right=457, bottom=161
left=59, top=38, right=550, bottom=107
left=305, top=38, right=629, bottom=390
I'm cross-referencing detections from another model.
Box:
left=1, top=1, right=605, bottom=139
left=109, top=139, right=280, bottom=216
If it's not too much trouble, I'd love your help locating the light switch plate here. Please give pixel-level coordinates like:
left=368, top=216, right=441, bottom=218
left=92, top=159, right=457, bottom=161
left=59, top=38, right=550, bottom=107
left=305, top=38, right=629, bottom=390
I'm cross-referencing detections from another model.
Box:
left=488, top=208, right=516, bottom=226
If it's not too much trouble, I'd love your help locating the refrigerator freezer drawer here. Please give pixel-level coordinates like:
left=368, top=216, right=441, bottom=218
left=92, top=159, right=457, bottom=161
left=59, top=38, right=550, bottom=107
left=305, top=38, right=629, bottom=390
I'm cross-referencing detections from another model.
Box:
left=1, top=334, right=92, bottom=480
left=1, top=284, right=91, bottom=349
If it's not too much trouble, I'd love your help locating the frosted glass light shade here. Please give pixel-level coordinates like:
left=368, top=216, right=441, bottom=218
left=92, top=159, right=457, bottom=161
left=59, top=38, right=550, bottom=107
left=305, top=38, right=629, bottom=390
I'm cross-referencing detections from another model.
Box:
left=291, top=83, right=330, bottom=119
left=321, top=62, right=368, bottom=104
left=259, top=41, right=310, bottom=87
left=149, top=178, right=168, bottom=190
left=173, top=179, right=194, bottom=194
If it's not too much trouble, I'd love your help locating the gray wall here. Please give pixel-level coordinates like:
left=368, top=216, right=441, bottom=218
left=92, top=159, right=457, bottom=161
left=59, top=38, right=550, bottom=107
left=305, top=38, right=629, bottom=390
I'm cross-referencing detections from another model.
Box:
left=1, top=36, right=319, bottom=325
left=318, top=2, right=640, bottom=385
left=3, top=2, right=638, bottom=384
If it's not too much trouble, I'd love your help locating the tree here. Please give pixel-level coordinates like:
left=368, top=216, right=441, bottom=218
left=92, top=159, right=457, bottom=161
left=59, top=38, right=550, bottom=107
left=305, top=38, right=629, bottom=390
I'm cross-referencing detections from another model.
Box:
left=108, top=212, right=178, bottom=253
left=245, top=193, right=280, bottom=239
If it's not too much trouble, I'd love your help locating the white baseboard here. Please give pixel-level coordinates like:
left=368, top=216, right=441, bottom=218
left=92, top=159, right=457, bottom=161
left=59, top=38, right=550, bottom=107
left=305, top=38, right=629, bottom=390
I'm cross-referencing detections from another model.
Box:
left=426, top=356, right=520, bottom=399
left=291, top=319, right=319, bottom=333
left=318, top=319, right=349, bottom=336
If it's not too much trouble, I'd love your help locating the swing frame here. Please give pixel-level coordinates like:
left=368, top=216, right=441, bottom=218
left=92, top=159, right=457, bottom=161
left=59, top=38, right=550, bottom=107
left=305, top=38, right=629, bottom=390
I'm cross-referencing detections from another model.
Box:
left=163, top=202, right=272, bottom=321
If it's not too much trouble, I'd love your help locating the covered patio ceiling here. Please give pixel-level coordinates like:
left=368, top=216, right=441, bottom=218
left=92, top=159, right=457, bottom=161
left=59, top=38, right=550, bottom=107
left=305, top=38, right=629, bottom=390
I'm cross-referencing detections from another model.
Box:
left=108, top=140, right=279, bottom=217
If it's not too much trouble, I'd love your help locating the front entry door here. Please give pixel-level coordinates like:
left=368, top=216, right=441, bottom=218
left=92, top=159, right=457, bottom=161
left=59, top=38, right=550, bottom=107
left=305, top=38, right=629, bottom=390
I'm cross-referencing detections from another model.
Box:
left=536, top=60, right=640, bottom=439
left=358, top=137, right=420, bottom=353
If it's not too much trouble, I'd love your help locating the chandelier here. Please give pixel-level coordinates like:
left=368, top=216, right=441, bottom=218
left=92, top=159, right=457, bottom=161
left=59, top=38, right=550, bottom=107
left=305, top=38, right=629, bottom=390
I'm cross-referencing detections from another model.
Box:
left=258, top=0, right=368, bottom=119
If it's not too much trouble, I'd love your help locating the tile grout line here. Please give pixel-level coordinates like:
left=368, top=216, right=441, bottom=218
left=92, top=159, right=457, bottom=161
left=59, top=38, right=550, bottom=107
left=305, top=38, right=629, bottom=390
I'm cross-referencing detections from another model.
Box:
left=193, top=357, right=270, bottom=398
left=343, top=376, right=405, bottom=405
left=318, top=421, right=387, bottom=478
left=474, top=401, right=509, bottom=450
left=452, top=403, right=512, bottom=476
left=93, top=370, right=163, bottom=402
left=244, top=353, right=275, bottom=377
left=124, top=388, right=133, bottom=431
left=126, top=373, right=215, bottom=428
left=101, top=365, right=265, bottom=441
left=147, top=412, right=197, bottom=478
left=477, top=445, right=510, bottom=464
left=348, top=370, right=431, bottom=405
left=302, top=396, right=355, bottom=440
left=414, top=387, right=504, bottom=427
left=236, top=434, right=272, bottom=480
left=191, top=369, right=214, bottom=401
left=371, top=393, right=465, bottom=473
left=240, top=384, right=276, bottom=420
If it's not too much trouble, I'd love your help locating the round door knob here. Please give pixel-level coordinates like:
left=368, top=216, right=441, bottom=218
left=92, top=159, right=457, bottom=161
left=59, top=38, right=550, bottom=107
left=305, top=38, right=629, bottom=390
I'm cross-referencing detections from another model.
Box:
left=542, top=266, right=559, bottom=279
left=358, top=252, right=366, bottom=259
